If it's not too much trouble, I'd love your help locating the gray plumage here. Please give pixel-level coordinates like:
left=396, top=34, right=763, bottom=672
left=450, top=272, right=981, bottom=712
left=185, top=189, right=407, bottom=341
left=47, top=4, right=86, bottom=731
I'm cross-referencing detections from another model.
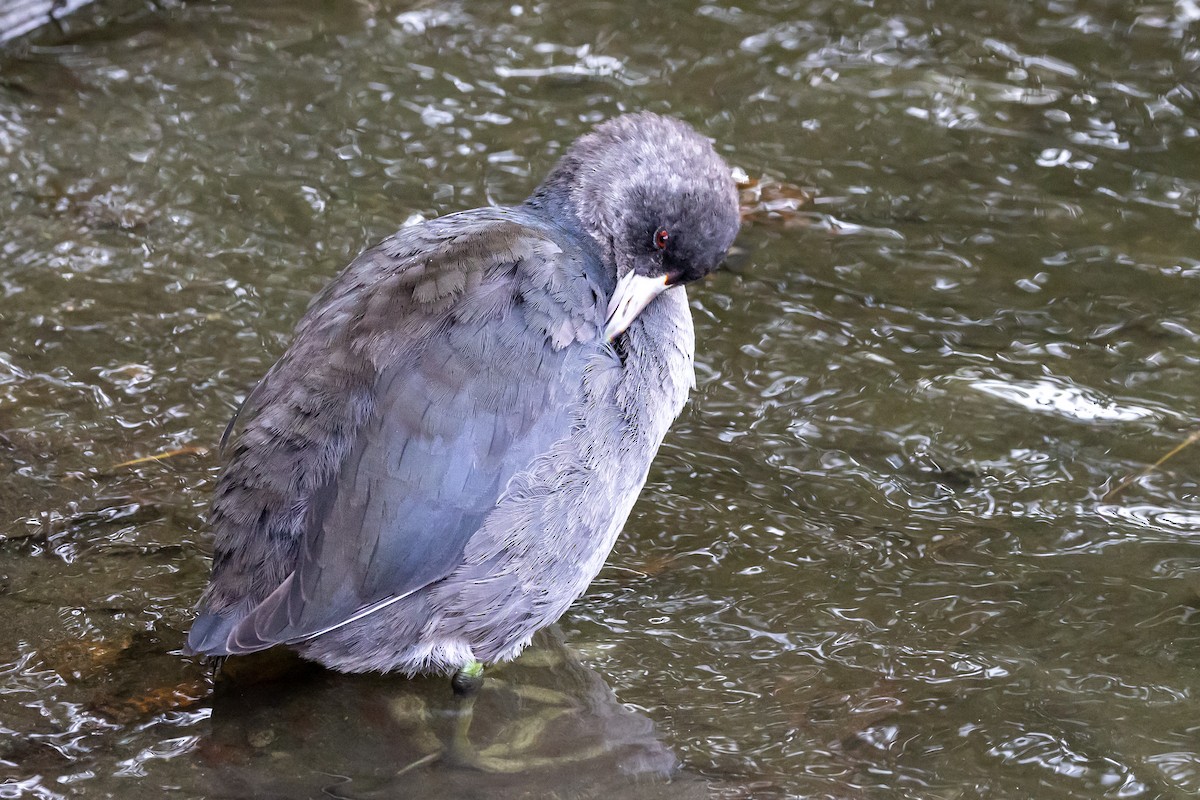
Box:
left=185, top=112, right=740, bottom=674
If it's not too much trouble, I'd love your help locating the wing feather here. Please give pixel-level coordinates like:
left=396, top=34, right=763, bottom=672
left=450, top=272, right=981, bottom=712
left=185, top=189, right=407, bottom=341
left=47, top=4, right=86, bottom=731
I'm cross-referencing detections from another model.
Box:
left=186, top=209, right=603, bottom=655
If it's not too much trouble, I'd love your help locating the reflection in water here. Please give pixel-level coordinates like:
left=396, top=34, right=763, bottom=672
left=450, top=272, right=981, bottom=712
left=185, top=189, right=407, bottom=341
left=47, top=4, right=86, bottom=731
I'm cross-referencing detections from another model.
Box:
left=199, top=628, right=697, bottom=799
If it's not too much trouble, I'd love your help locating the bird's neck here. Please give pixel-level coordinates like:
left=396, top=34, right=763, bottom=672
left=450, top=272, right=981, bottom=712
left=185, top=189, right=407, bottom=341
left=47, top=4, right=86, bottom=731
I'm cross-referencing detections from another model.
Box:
left=525, top=163, right=581, bottom=225
left=523, top=156, right=610, bottom=259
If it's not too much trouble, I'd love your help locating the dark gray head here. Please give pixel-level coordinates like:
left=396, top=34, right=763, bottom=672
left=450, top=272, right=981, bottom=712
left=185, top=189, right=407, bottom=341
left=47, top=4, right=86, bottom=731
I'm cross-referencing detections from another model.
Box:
left=527, top=112, right=740, bottom=338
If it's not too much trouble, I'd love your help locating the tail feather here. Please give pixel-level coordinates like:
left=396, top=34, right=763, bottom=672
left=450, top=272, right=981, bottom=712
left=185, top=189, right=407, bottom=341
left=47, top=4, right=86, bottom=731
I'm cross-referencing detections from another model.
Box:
left=184, top=609, right=240, bottom=656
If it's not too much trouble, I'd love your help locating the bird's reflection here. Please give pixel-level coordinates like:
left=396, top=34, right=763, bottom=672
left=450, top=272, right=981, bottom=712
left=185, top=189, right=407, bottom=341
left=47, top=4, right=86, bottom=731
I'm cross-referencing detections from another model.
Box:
left=198, top=627, right=707, bottom=800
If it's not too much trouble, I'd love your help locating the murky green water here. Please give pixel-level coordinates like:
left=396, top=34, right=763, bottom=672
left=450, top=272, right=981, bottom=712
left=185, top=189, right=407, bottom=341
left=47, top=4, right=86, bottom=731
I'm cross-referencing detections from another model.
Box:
left=2, top=0, right=1199, bottom=797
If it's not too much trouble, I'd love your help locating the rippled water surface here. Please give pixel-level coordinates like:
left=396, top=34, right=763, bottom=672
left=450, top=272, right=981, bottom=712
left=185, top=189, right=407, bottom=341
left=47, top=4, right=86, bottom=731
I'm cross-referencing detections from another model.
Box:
left=2, top=1, right=1199, bottom=797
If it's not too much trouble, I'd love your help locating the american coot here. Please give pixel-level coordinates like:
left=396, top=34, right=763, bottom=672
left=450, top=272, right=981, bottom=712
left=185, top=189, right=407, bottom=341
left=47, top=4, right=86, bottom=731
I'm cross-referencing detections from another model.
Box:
left=185, top=113, right=740, bottom=696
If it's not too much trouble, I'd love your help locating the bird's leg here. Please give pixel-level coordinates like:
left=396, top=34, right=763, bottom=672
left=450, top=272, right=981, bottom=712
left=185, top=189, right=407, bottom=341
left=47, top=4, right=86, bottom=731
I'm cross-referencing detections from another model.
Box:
left=452, top=658, right=485, bottom=697
left=444, top=659, right=484, bottom=767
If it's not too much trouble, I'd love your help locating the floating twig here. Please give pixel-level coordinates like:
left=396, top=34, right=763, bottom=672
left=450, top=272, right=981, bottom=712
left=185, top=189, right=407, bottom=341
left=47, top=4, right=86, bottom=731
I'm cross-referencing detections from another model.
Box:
left=1103, top=429, right=1200, bottom=501
left=111, top=445, right=208, bottom=469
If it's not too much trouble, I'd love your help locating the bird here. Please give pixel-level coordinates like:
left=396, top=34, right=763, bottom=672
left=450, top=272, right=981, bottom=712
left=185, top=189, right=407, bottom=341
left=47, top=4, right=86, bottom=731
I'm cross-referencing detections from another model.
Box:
left=184, top=112, right=740, bottom=702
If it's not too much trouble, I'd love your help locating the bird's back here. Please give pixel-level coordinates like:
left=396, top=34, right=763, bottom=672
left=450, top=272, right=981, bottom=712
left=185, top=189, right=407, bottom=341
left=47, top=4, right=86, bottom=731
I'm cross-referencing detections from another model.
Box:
left=186, top=206, right=694, bottom=670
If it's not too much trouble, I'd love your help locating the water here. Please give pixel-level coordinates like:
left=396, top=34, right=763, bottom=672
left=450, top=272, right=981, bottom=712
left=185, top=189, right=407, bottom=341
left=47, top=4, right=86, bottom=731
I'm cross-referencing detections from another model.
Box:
left=2, top=1, right=1199, bottom=797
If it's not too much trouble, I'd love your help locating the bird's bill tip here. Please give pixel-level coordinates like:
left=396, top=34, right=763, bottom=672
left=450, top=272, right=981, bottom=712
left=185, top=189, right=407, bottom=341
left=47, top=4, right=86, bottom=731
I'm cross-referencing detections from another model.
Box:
left=604, top=272, right=672, bottom=340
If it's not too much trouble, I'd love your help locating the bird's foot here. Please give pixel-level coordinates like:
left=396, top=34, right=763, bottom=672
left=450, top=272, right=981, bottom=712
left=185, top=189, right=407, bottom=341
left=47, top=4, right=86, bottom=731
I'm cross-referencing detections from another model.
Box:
left=451, top=658, right=484, bottom=697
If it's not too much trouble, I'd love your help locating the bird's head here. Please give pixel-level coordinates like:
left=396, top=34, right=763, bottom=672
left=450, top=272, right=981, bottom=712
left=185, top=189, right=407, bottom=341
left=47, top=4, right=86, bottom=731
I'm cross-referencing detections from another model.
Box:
left=529, top=112, right=740, bottom=339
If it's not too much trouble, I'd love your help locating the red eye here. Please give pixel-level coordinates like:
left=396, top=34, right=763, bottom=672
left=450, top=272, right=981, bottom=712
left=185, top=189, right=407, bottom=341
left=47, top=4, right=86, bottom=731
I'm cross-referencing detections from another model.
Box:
left=654, top=228, right=669, bottom=250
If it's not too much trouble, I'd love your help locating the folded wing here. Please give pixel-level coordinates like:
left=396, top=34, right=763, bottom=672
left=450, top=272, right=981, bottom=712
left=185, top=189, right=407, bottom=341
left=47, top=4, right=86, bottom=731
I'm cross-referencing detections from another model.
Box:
left=186, top=210, right=604, bottom=655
